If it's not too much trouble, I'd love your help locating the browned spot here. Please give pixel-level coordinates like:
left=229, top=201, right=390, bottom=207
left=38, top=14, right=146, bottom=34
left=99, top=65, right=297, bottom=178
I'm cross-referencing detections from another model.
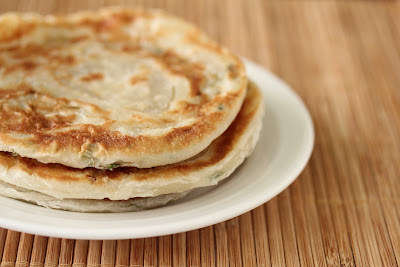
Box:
left=35, top=126, right=137, bottom=150
left=20, top=60, right=37, bottom=71
left=0, top=21, right=37, bottom=42
left=0, top=43, right=68, bottom=64
left=1, top=44, right=74, bottom=66
left=3, top=43, right=51, bottom=60
left=0, top=86, right=33, bottom=99
left=3, top=60, right=37, bottom=75
left=0, top=85, right=77, bottom=134
left=122, top=44, right=142, bottom=53
left=170, top=101, right=200, bottom=116
left=3, top=45, right=20, bottom=52
left=110, top=10, right=137, bottom=24
left=129, top=114, right=175, bottom=126
left=80, top=72, right=104, bottom=82
left=92, top=18, right=117, bottom=33
left=80, top=10, right=139, bottom=33
left=70, top=35, right=89, bottom=43
left=130, top=75, right=147, bottom=85
left=200, top=93, right=209, bottom=105
left=155, top=51, right=205, bottom=97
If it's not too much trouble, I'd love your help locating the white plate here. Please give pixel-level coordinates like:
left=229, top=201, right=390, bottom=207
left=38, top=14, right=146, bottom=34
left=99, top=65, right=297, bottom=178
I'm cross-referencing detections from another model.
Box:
left=0, top=59, right=314, bottom=240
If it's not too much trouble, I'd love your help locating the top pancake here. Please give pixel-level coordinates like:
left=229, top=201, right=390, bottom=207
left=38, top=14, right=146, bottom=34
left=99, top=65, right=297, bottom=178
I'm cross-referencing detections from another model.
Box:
left=0, top=7, right=247, bottom=169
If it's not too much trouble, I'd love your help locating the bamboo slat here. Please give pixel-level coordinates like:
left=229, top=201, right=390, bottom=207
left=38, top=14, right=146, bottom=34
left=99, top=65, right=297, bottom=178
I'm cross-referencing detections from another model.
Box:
left=158, top=236, right=171, bottom=267
left=73, top=240, right=89, bottom=267
left=143, top=238, right=157, bottom=267
left=214, top=222, right=229, bottom=267
left=59, top=239, right=75, bottom=267
left=115, top=240, right=129, bottom=267
left=15, top=233, right=34, bottom=267
left=1, top=231, right=20, bottom=267
left=172, top=233, right=185, bottom=267
left=87, top=240, right=102, bottom=267
left=200, top=226, right=215, bottom=267
left=186, top=231, right=200, bottom=267
left=30, top=236, right=48, bottom=267
left=101, top=241, right=116, bottom=267
left=129, top=239, right=144, bottom=267
left=0, top=0, right=399, bottom=266
left=226, top=218, right=242, bottom=267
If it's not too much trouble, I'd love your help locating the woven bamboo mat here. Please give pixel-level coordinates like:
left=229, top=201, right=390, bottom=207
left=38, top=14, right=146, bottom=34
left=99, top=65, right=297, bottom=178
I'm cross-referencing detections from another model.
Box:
left=0, top=0, right=399, bottom=266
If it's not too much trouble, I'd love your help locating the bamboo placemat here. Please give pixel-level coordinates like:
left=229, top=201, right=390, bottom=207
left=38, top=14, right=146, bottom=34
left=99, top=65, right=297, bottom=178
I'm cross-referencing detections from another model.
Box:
left=0, top=0, right=399, bottom=266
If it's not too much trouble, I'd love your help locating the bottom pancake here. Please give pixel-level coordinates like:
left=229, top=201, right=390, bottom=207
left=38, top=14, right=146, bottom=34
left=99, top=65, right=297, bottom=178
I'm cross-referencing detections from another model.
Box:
left=0, top=180, right=189, bottom=212
left=0, top=82, right=264, bottom=211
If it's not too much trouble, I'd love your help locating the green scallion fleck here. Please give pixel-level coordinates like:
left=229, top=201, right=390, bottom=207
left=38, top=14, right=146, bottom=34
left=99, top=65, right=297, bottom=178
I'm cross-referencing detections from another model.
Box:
left=108, top=163, right=120, bottom=170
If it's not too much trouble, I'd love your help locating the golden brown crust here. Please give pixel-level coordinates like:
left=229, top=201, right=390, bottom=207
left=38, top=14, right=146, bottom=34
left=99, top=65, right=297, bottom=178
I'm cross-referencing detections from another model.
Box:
left=0, top=7, right=247, bottom=168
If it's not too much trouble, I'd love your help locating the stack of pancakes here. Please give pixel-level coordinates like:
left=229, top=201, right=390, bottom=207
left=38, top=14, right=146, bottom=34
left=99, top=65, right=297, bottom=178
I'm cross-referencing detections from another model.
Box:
left=0, top=7, right=264, bottom=212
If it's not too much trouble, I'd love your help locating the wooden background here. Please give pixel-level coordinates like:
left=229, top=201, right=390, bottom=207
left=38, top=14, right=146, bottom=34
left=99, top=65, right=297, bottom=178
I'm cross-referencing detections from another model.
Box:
left=0, top=0, right=399, bottom=266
